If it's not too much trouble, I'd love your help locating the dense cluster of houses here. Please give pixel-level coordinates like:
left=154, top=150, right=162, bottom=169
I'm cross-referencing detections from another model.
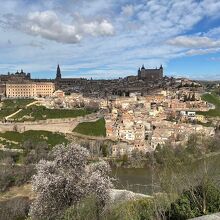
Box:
left=34, top=81, right=215, bottom=157
left=38, top=92, right=100, bottom=110
left=104, top=89, right=215, bottom=156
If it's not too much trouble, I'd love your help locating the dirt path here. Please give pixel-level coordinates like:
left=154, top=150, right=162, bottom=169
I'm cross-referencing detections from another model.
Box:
left=67, top=132, right=109, bottom=141
left=5, top=100, right=40, bottom=120
left=0, top=184, right=35, bottom=202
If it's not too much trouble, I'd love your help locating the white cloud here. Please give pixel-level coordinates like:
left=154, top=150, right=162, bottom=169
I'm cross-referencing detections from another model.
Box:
left=5, top=10, right=114, bottom=44
left=82, top=20, right=114, bottom=36
left=186, top=48, right=220, bottom=55
left=167, top=36, right=220, bottom=48
left=25, top=11, right=81, bottom=43
left=167, top=34, right=220, bottom=56
left=1, top=0, right=220, bottom=78
left=121, top=5, right=134, bottom=17
left=207, top=27, right=220, bottom=38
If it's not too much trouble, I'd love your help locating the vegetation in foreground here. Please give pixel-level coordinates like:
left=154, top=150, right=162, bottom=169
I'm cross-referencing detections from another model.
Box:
left=11, top=105, right=95, bottom=121
left=0, top=134, right=220, bottom=219
left=60, top=179, right=220, bottom=220
left=73, top=118, right=106, bottom=137
left=0, top=131, right=69, bottom=193
left=29, top=144, right=112, bottom=220
left=197, top=93, right=220, bottom=117
left=0, top=130, right=68, bottom=149
left=1, top=178, right=220, bottom=220
left=0, top=98, right=34, bottom=120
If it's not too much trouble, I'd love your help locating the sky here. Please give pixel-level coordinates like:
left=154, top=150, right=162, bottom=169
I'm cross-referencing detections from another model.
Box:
left=1, top=0, right=220, bottom=80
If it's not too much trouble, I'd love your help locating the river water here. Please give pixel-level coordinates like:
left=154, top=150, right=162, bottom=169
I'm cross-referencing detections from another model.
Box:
left=112, top=167, right=153, bottom=194
left=112, top=153, right=220, bottom=195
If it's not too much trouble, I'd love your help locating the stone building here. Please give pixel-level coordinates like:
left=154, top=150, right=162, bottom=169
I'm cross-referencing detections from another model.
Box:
left=35, top=82, right=55, bottom=97
left=138, top=65, right=163, bottom=81
left=0, top=70, right=32, bottom=96
left=5, top=82, right=55, bottom=98
left=0, top=70, right=31, bottom=83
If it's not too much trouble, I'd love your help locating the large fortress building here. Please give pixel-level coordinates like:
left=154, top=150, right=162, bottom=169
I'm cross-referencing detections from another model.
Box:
left=0, top=70, right=55, bottom=98
left=138, top=65, right=163, bottom=81
left=5, top=82, right=55, bottom=98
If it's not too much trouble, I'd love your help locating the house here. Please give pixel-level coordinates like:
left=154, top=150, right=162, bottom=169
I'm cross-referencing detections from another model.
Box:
left=112, top=143, right=135, bottom=157
left=196, top=114, right=206, bottom=123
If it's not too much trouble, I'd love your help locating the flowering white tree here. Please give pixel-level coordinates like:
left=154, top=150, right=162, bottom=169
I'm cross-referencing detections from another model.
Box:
left=29, top=143, right=113, bottom=220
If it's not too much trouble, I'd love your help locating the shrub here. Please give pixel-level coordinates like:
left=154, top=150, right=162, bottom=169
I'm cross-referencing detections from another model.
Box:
left=104, top=198, right=155, bottom=220
left=168, top=181, right=220, bottom=219
left=29, top=143, right=113, bottom=220
left=0, top=196, right=31, bottom=220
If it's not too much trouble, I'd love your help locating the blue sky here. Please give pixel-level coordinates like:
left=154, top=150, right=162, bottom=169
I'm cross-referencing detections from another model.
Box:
left=1, top=0, right=220, bottom=80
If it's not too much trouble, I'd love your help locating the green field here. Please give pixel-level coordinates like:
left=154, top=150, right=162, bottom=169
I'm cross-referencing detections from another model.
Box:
left=197, top=93, right=220, bottom=117
left=0, top=130, right=68, bottom=149
left=11, top=105, right=95, bottom=121
left=0, top=99, right=35, bottom=120
left=73, top=118, right=106, bottom=137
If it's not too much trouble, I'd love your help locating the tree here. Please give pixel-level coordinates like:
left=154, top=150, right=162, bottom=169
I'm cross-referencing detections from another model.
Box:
left=191, top=93, right=196, bottom=101
left=29, top=143, right=113, bottom=220
left=183, top=94, right=188, bottom=102
left=13, top=124, right=18, bottom=132
left=100, top=144, right=109, bottom=157
left=22, top=140, right=50, bottom=164
left=168, top=180, right=220, bottom=219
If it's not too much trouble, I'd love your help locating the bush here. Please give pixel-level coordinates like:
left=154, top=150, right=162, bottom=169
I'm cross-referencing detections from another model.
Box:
left=61, top=196, right=99, bottom=220
left=29, top=144, right=113, bottom=220
left=168, top=181, right=220, bottom=219
left=0, top=164, right=34, bottom=192
left=61, top=198, right=155, bottom=220
left=0, top=196, right=31, bottom=220
left=105, top=198, right=155, bottom=220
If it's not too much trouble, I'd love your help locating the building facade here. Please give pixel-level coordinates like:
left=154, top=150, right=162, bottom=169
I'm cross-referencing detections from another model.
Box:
left=5, top=82, right=55, bottom=98
left=35, top=82, right=55, bottom=97
left=0, top=70, right=31, bottom=83
left=138, top=65, right=163, bottom=81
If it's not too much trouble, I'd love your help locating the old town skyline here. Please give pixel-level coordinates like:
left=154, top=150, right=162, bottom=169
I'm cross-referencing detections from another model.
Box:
left=0, top=0, right=220, bottom=80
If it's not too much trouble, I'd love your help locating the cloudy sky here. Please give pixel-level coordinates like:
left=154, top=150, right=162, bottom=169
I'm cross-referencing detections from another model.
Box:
left=1, top=0, right=220, bottom=80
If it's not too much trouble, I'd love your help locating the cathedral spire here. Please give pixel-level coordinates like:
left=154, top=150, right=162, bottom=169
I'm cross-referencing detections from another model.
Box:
left=56, top=64, right=61, bottom=79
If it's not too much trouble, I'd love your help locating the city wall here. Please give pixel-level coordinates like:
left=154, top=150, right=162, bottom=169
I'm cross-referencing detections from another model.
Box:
left=0, top=113, right=101, bottom=134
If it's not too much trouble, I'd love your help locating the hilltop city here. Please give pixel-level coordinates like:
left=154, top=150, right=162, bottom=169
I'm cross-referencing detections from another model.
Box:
left=0, top=65, right=217, bottom=156
left=2, top=0, right=220, bottom=219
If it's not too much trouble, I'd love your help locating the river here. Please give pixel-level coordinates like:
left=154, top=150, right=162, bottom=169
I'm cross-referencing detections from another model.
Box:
left=112, top=167, right=153, bottom=194
left=112, top=153, right=220, bottom=195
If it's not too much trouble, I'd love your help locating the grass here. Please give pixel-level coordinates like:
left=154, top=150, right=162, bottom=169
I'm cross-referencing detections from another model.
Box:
left=0, top=99, right=35, bottom=120
left=197, top=93, right=220, bottom=117
left=12, top=105, right=95, bottom=121
left=0, top=130, right=68, bottom=149
left=73, top=118, right=106, bottom=137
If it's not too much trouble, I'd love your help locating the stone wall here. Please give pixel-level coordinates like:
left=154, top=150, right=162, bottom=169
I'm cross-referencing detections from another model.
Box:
left=0, top=113, right=102, bottom=134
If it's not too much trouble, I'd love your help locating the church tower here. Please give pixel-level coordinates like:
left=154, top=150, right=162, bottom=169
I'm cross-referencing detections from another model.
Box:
left=56, top=64, right=61, bottom=79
